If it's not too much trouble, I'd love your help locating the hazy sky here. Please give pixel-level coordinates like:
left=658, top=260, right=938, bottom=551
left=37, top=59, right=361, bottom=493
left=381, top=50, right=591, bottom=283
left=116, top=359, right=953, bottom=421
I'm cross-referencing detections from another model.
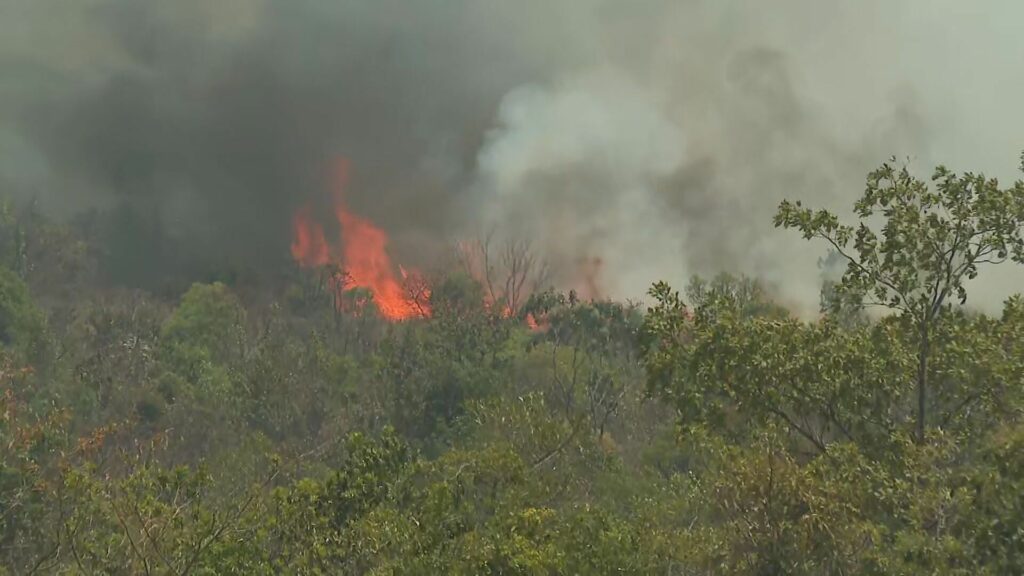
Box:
left=1, top=1, right=1022, bottom=309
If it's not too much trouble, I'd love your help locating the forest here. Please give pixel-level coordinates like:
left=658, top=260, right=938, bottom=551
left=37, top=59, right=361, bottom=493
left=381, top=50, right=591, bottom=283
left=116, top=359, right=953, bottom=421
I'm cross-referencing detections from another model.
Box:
left=2, top=153, right=1024, bottom=575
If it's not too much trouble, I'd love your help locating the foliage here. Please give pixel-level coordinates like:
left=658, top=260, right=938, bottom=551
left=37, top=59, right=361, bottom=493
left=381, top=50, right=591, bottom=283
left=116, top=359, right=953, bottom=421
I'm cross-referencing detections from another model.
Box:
left=645, top=285, right=915, bottom=452
left=641, top=154, right=1024, bottom=574
left=0, top=266, right=46, bottom=362
left=775, top=157, right=1024, bottom=441
left=157, top=282, right=246, bottom=409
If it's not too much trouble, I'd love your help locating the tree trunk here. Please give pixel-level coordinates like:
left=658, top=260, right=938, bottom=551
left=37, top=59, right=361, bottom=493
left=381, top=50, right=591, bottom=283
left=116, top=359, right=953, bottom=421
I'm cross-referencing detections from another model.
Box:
left=916, top=321, right=929, bottom=444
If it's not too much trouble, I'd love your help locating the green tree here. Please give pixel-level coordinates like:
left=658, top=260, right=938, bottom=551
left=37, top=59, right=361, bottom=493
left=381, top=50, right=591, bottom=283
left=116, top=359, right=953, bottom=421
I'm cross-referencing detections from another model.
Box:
left=686, top=273, right=789, bottom=321
left=0, top=266, right=46, bottom=362
left=643, top=280, right=914, bottom=453
left=161, top=282, right=246, bottom=363
left=521, top=290, right=644, bottom=439
left=374, top=273, right=515, bottom=444
left=775, top=157, right=1024, bottom=442
left=158, top=282, right=245, bottom=400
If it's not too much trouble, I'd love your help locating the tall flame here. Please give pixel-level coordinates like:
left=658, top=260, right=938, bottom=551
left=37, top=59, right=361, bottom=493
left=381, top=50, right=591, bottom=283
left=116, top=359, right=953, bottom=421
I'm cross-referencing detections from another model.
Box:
left=291, top=158, right=429, bottom=321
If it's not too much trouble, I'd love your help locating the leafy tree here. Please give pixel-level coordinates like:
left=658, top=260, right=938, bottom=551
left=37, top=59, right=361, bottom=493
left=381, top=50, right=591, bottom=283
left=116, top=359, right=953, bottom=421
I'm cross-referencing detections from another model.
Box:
left=686, top=273, right=789, bottom=321
left=645, top=282, right=914, bottom=453
left=374, top=273, right=516, bottom=444
left=522, top=290, right=645, bottom=439
left=52, top=432, right=276, bottom=575
left=234, top=317, right=360, bottom=445
left=0, top=266, right=46, bottom=362
left=161, top=282, right=246, bottom=363
left=955, top=422, right=1024, bottom=573
left=158, top=282, right=245, bottom=401
left=775, top=157, right=1024, bottom=441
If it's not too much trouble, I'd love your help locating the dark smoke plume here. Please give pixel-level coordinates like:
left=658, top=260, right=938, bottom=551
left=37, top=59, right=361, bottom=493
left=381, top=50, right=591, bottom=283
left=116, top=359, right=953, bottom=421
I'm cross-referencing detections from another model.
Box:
left=1, top=1, right=1022, bottom=308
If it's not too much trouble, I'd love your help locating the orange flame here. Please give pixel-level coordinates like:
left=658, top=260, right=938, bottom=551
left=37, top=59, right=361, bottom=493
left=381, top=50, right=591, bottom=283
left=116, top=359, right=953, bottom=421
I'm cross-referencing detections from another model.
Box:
left=525, top=313, right=540, bottom=330
left=290, top=205, right=330, bottom=267
left=291, top=158, right=429, bottom=321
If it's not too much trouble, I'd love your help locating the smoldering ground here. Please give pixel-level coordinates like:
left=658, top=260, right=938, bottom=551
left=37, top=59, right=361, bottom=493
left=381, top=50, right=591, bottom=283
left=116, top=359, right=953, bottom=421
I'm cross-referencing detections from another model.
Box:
left=1, top=0, right=1022, bottom=309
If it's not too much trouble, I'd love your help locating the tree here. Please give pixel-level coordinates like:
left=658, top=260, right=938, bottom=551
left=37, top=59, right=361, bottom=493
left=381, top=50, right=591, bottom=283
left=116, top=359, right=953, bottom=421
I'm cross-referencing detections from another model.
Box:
left=521, top=290, right=645, bottom=440
left=158, top=282, right=246, bottom=402
left=455, top=231, right=550, bottom=317
left=63, top=293, right=166, bottom=430
left=774, top=157, right=1024, bottom=442
left=685, top=273, right=788, bottom=321
left=643, top=279, right=913, bottom=454
left=0, top=266, right=46, bottom=363
left=161, top=282, right=246, bottom=364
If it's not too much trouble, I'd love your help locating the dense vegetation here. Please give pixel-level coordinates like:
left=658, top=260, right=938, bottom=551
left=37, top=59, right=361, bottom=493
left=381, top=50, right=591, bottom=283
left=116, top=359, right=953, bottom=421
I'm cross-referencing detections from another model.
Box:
left=3, top=156, right=1024, bottom=574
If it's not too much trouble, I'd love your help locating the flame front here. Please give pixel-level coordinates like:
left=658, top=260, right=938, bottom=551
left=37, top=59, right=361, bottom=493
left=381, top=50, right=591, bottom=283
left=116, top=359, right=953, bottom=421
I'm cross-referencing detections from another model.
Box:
left=291, top=158, right=429, bottom=321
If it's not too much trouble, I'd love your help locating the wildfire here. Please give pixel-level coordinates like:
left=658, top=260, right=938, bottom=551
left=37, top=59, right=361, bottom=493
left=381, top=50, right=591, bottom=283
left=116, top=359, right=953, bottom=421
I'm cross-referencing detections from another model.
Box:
left=290, top=205, right=329, bottom=267
left=291, top=158, right=545, bottom=329
left=290, top=158, right=429, bottom=321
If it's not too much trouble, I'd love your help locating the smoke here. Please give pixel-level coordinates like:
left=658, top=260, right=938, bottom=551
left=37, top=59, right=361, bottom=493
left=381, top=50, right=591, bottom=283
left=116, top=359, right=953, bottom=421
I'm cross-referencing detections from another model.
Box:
left=474, top=69, right=688, bottom=299
left=1, top=0, right=1022, bottom=308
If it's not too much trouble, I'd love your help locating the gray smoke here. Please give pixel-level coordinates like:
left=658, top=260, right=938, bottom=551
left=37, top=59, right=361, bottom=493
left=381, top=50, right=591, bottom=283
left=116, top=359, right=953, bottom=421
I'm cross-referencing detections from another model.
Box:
left=1, top=0, right=1022, bottom=308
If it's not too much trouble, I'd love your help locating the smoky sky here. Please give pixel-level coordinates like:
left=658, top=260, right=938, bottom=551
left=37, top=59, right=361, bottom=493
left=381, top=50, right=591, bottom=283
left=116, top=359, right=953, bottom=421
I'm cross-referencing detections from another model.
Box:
left=2, top=1, right=1023, bottom=309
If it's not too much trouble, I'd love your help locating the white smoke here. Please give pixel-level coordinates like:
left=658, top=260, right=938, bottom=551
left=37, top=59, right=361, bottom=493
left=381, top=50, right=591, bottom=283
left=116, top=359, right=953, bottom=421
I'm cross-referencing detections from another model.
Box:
left=475, top=70, right=688, bottom=298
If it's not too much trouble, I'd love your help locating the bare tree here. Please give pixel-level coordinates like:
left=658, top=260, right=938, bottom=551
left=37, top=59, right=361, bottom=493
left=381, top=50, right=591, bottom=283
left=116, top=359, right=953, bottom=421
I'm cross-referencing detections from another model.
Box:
left=455, top=228, right=550, bottom=316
